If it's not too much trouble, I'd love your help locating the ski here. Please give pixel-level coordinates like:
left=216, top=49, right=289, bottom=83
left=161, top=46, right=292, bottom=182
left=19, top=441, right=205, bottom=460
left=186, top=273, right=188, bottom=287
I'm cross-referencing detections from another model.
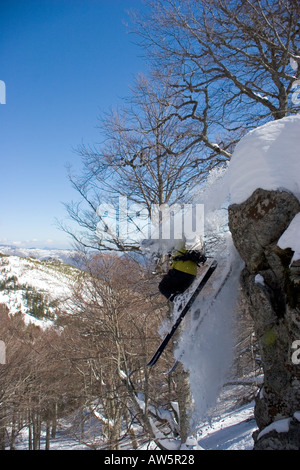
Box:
left=147, top=260, right=218, bottom=367
left=165, top=261, right=233, bottom=374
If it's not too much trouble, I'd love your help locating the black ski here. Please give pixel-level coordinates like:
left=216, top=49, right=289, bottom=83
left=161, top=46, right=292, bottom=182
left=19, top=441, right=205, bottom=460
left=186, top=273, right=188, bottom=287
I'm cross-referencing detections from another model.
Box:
left=165, top=261, right=233, bottom=374
left=147, top=260, right=217, bottom=367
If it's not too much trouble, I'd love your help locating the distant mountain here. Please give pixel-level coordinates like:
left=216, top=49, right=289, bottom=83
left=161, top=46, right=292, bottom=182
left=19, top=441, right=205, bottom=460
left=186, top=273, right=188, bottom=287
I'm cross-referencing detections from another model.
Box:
left=0, top=244, right=79, bottom=266
left=0, top=249, right=81, bottom=328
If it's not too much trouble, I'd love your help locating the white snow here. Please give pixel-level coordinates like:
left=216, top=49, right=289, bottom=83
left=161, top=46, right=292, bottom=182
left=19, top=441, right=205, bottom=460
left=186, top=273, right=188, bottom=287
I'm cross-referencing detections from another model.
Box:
left=177, top=239, right=243, bottom=421
left=223, top=114, right=300, bottom=205
left=196, top=401, right=256, bottom=450
left=256, top=417, right=291, bottom=441
left=219, top=114, right=300, bottom=263
left=278, top=212, right=300, bottom=263
left=255, top=274, right=265, bottom=286
left=0, top=244, right=78, bottom=265
left=10, top=391, right=256, bottom=450
left=294, top=411, right=300, bottom=422
left=290, top=57, right=298, bottom=71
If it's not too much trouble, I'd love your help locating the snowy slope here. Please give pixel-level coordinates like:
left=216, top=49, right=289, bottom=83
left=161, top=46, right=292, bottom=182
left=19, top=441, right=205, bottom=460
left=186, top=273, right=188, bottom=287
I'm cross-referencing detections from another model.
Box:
left=196, top=400, right=256, bottom=450
left=0, top=251, right=80, bottom=327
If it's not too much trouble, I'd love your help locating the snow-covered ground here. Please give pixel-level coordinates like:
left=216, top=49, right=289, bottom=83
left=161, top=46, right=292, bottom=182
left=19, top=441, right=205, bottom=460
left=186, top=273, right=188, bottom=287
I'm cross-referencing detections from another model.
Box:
left=12, top=391, right=256, bottom=450
left=221, top=114, right=300, bottom=264
left=197, top=114, right=300, bottom=256
left=224, top=114, right=300, bottom=205
left=196, top=400, right=256, bottom=450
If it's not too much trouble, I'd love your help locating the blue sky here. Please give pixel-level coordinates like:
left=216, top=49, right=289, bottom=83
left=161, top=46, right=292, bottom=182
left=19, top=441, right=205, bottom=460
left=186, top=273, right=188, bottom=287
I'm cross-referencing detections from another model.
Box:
left=0, top=0, right=147, bottom=249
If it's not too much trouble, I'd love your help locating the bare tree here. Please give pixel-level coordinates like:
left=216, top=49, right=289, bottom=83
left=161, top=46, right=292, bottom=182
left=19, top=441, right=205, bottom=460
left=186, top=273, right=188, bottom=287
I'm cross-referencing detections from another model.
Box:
left=63, top=1, right=299, bottom=254
left=132, top=0, right=300, bottom=151
left=64, top=73, right=207, bottom=253
left=57, top=254, right=192, bottom=448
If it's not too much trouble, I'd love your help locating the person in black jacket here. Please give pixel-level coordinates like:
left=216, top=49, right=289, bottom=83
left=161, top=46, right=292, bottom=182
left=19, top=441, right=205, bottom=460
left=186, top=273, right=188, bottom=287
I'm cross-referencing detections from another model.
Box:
left=159, top=248, right=207, bottom=301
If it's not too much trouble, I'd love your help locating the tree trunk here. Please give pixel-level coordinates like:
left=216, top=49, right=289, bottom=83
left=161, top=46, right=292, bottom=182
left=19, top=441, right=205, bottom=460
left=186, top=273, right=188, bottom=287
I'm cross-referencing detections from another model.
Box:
left=174, top=362, right=192, bottom=444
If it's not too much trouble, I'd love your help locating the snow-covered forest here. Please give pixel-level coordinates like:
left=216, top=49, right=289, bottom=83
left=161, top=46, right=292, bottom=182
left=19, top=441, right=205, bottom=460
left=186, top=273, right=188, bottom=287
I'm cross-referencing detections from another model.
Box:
left=1, top=0, right=300, bottom=452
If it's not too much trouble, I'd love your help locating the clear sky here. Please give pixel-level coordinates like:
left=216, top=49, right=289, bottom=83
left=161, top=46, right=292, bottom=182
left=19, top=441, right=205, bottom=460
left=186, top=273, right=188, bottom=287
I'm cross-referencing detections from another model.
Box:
left=0, top=0, right=147, bottom=249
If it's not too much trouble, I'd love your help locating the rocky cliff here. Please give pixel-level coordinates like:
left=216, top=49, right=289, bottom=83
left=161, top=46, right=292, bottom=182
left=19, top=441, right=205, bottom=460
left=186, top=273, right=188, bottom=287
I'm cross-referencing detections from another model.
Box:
left=228, top=188, right=300, bottom=449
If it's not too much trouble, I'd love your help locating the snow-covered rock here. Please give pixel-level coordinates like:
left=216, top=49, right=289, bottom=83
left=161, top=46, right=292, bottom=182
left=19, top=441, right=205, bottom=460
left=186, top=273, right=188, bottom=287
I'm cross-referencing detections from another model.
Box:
left=225, top=115, right=300, bottom=450
left=224, top=114, right=300, bottom=205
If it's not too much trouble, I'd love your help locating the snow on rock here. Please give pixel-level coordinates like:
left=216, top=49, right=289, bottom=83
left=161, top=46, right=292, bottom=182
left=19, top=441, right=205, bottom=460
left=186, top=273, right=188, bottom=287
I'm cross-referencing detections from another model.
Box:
left=256, top=417, right=292, bottom=441
left=277, top=212, right=300, bottom=263
left=196, top=401, right=256, bottom=450
left=223, top=114, right=300, bottom=205
left=138, top=115, right=300, bottom=441
left=294, top=411, right=300, bottom=422
left=255, top=274, right=265, bottom=286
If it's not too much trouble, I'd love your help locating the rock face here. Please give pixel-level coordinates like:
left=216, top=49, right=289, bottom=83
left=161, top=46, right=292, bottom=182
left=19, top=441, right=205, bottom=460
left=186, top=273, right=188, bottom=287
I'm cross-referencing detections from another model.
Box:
left=228, top=188, right=300, bottom=450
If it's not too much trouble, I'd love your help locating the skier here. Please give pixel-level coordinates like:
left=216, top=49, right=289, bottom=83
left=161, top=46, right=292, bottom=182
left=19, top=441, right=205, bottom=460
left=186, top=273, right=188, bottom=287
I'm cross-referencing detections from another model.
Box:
left=159, top=247, right=207, bottom=302
left=148, top=254, right=217, bottom=367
